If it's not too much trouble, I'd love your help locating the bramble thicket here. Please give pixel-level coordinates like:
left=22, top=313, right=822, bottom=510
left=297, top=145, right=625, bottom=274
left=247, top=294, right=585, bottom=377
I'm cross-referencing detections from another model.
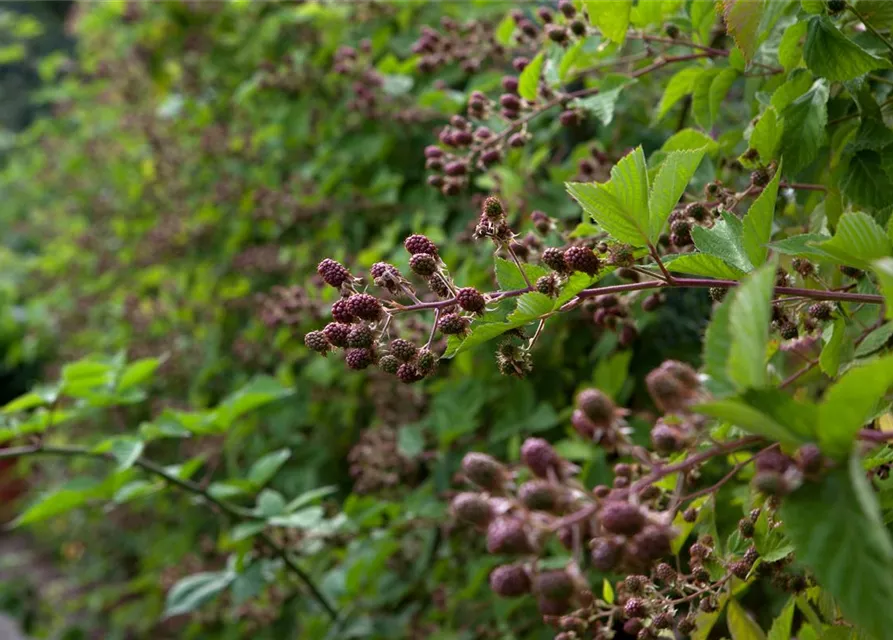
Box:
left=2, top=1, right=893, bottom=638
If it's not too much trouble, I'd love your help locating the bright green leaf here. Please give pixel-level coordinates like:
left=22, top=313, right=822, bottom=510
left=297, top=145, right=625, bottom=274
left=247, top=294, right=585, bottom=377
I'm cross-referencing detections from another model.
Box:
left=692, top=211, right=755, bottom=273
left=494, top=257, right=550, bottom=291
left=647, top=148, right=706, bottom=242
left=117, top=357, right=162, bottom=392
left=518, top=52, right=544, bottom=102
left=779, top=21, right=807, bottom=71
left=248, top=449, right=291, bottom=487
left=742, top=163, right=781, bottom=265
left=693, top=68, right=739, bottom=129
left=694, top=397, right=810, bottom=445
left=571, top=79, right=633, bottom=126
left=841, top=150, right=893, bottom=211
left=816, top=211, right=892, bottom=270
left=721, top=0, right=765, bottom=61
left=767, top=598, right=795, bottom=640
left=656, top=66, right=703, bottom=120
left=873, top=258, right=893, bottom=320
left=820, top=318, right=849, bottom=377
left=728, top=598, right=768, bottom=640
left=750, top=107, right=782, bottom=164
left=584, top=0, right=632, bottom=43
left=856, top=321, right=893, bottom=357
left=213, top=376, right=293, bottom=430
left=663, top=253, right=748, bottom=280
left=779, top=80, right=829, bottom=175
left=728, top=261, right=776, bottom=389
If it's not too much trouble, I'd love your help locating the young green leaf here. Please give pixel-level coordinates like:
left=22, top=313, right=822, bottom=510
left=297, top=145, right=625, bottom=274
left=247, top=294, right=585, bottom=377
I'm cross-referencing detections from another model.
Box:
left=692, top=211, right=755, bottom=273
left=727, top=260, right=776, bottom=389
left=767, top=598, right=795, bottom=640
left=571, top=79, right=634, bottom=126
left=749, top=107, right=782, bottom=164
left=803, top=15, right=892, bottom=82
left=693, top=68, right=738, bottom=130
left=584, top=0, right=632, bottom=43
left=819, top=318, right=850, bottom=377
left=873, top=258, right=893, bottom=320
left=647, top=147, right=706, bottom=242
left=780, top=458, right=893, bottom=640
left=727, top=598, right=768, bottom=640
left=494, top=257, right=550, bottom=291
left=778, top=22, right=807, bottom=71
left=518, top=52, right=544, bottom=102
left=656, top=66, right=703, bottom=121
left=742, top=164, right=781, bottom=265
left=779, top=80, right=829, bottom=175
left=663, top=253, right=748, bottom=280
left=816, top=211, right=892, bottom=270
left=819, top=355, right=893, bottom=458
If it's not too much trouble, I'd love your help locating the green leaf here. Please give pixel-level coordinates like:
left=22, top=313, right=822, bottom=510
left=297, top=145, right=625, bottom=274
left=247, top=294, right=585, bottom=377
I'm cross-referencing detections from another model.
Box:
left=558, top=38, right=585, bottom=81
left=571, top=79, right=633, bottom=126
left=692, top=211, right=755, bottom=273
left=660, top=128, right=719, bottom=154
left=750, top=107, right=782, bottom=164
left=820, top=318, right=849, bottom=377
left=584, top=0, right=631, bottom=43
left=268, top=506, right=325, bottom=529
left=248, top=449, right=291, bottom=487
left=768, top=233, right=834, bottom=260
left=855, top=321, right=893, bottom=357
left=13, top=478, right=103, bottom=527
left=284, top=485, right=337, bottom=512
left=801, top=0, right=825, bottom=13
left=693, top=68, right=739, bottom=129
left=728, top=261, right=776, bottom=389
left=804, top=15, right=892, bottom=82
left=690, top=0, right=717, bottom=44
left=213, top=376, right=293, bottom=430
left=767, top=598, right=795, bottom=640
left=779, top=80, right=829, bottom=175
left=703, top=289, right=737, bottom=396
left=819, top=355, right=893, bottom=458
left=779, top=22, right=807, bottom=71
left=742, top=163, right=782, bottom=265
left=873, top=258, right=893, bottom=320
left=856, top=0, right=893, bottom=31
left=2, top=391, right=47, bottom=414
left=695, top=396, right=810, bottom=446
left=780, top=458, right=893, bottom=640
left=647, top=148, right=706, bottom=242
left=164, top=571, right=235, bottom=618
left=728, top=598, right=768, bottom=640
left=663, top=253, right=748, bottom=279
left=841, top=150, right=893, bottom=211
left=721, top=0, right=765, bottom=62
left=256, top=489, right=286, bottom=517
left=494, top=14, right=515, bottom=47
left=771, top=69, right=814, bottom=112
left=656, top=67, right=703, bottom=120
left=518, top=52, right=544, bottom=102
left=92, top=437, right=144, bottom=471
left=508, top=292, right=553, bottom=323
left=494, top=257, right=550, bottom=291
left=816, top=211, right=892, bottom=270
left=117, top=357, right=161, bottom=391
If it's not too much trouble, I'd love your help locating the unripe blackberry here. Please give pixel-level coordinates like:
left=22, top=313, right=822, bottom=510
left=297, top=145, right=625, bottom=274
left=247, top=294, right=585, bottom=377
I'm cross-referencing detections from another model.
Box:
left=633, top=524, right=672, bottom=560
left=777, top=320, right=798, bottom=340
left=654, top=562, right=675, bottom=582
left=558, top=0, right=575, bottom=17
left=542, top=247, right=569, bottom=273
left=536, top=274, right=560, bottom=297
left=692, top=564, right=711, bottom=583
left=487, top=516, right=534, bottom=554
left=546, top=24, right=568, bottom=43
left=508, top=132, right=526, bottom=148
left=797, top=443, right=823, bottom=475
left=609, top=244, right=636, bottom=267
left=670, top=218, right=691, bottom=237
left=642, top=293, right=663, bottom=312
left=518, top=19, right=538, bottom=38
left=347, top=324, right=374, bottom=348
left=462, top=452, right=507, bottom=491
left=304, top=331, right=330, bottom=354
left=840, top=265, right=863, bottom=279
left=689, top=542, right=709, bottom=561
left=437, top=313, right=470, bottom=335
left=651, top=422, right=684, bottom=454
left=591, top=537, right=621, bottom=571
left=619, top=323, right=638, bottom=348
left=416, top=348, right=437, bottom=374
left=792, top=258, right=815, bottom=278
left=500, top=93, right=521, bottom=111
left=489, top=564, right=530, bottom=597
left=729, top=559, right=751, bottom=580
left=652, top=612, right=672, bottom=629
left=444, top=161, right=468, bottom=177
left=323, top=322, right=352, bottom=347
left=537, top=6, right=553, bottom=22
left=593, top=484, right=611, bottom=498
left=738, top=518, right=755, bottom=538
left=677, top=615, right=697, bottom=634
left=624, top=598, right=647, bottom=619
left=538, top=597, right=571, bottom=616
left=481, top=149, right=502, bottom=167
left=808, top=301, right=833, bottom=321
left=482, top=196, right=505, bottom=219
left=501, top=75, right=519, bottom=94
left=559, top=110, right=580, bottom=127
left=317, top=258, right=351, bottom=288
left=664, top=22, right=680, bottom=38
left=475, top=126, right=493, bottom=140
left=378, top=354, right=400, bottom=374
left=750, top=168, right=770, bottom=187
left=520, top=437, right=561, bottom=478
left=683, top=507, right=698, bottom=523
left=331, top=299, right=356, bottom=323
left=753, top=471, right=789, bottom=496
left=409, top=253, right=437, bottom=276
left=457, top=287, right=486, bottom=313
left=346, top=293, right=383, bottom=321
left=570, top=19, right=586, bottom=36
left=512, top=56, right=529, bottom=71
left=428, top=274, right=451, bottom=298
left=427, top=175, right=444, bottom=188
left=389, top=338, right=418, bottom=362
left=396, top=363, right=423, bottom=383
left=623, top=619, right=643, bottom=636
left=709, top=287, right=727, bottom=302
left=699, top=596, right=718, bottom=613
left=705, top=182, right=721, bottom=197
left=519, top=480, right=561, bottom=512
left=685, top=202, right=710, bottom=222
left=563, top=246, right=600, bottom=275
left=577, top=388, right=615, bottom=428
left=613, top=476, right=630, bottom=489
left=345, top=348, right=373, bottom=370
left=533, top=570, right=575, bottom=600
left=599, top=501, right=645, bottom=536
left=451, top=492, right=493, bottom=527
left=624, top=575, right=647, bottom=593
left=404, top=234, right=438, bottom=256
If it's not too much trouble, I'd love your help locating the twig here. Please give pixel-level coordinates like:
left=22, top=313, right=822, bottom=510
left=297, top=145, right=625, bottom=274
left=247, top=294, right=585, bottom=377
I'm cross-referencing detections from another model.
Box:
left=505, top=243, right=533, bottom=289
left=649, top=243, right=676, bottom=284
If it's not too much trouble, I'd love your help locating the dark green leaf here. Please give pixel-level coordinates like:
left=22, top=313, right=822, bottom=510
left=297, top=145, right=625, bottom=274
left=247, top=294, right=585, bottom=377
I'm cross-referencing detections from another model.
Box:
left=728, top=261, right=776, bottom=389
left=694, top=397, right=810, bottom=446
left=804, top=15, right=892, bottom=82
left=855, top=322, right=893, bottom=357
left=248, top=449, right=291, bottom=487
left=213, top=376, right=293, bottom=430
left=693, top=68, right=739, bottom=129
left=841, top=150, right=893, bottom=211
left=820, top=318, right=850, bottom=377
left=742, top=164, right=782, bottom=265
left=780, top=80, right=829, bottom=175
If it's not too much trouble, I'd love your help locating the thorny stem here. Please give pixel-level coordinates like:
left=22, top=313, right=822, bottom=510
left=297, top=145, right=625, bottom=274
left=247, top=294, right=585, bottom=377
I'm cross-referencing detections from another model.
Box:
left=0, top=443, right=339, bottom=622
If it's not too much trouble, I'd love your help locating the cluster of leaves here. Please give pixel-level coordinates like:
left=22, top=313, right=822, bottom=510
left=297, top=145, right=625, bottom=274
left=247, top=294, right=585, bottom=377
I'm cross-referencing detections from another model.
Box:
left=1, top=0, right=893, bottom=639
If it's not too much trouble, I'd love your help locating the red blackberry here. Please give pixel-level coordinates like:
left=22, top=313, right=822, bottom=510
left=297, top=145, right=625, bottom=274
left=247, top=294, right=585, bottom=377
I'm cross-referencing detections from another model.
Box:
left=317, top=258, right=351, bottom=288
left=532, top=570, right=575, bottom=600
left=347, top=324, right=374, bottom=349
left=520, top=437, right=561, bottom=478
left=599, top=501, right=645, bottom=536
left=304, top=331, right=329, bottom=354
left=457, top=287, right=486, bottom=313
left=808, top=301, right=833, bottom=321
left=389, top=339, right=418, bottom=362
left=452, top=492, right=493, bottom=527
left=437, top=313, right=469, bottom=335
left=427, top=274, right=451, bottom=298
left=489, top=564, right=530, bottom=597
left=378, top=354, right=400, bottom=374
left=642, top=293, right=662, bottom=312
left=462, top=452, right=507, bottom=491
left=482, top=196, right=505, bottom=219
left=591, top=537, right=621, bottom=571
left=632, top=524, right=672, bottom=560
left=331, top=299, right=355, bottom=323
left=542, top=247, right=568, bottom=273
left=323, top=322, right=351, bottom=347
left=346, top=293, right=383, bottom=321
left=563, top=246, right=600, bottom=275
left=487, top=516, right=534, bottom=554
left=576, top=388, right=614, bottom=427
left=624, top=598, right=647, bottom=619
left=409, top=253, right=437, bottom=276
left=345, top=348, right=373, bottom=370
left=370, top=262, right=399, bottom=280
left=396, top=363, right=423, bottom=383
left=404, top=234, right=438, bottom=256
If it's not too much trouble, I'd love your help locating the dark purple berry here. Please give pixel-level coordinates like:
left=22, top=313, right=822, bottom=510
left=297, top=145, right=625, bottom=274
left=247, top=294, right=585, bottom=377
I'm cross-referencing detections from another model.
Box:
left=389, top=339, right=418, bottom=362
left=487, top=516, right=534, bottom=554
left=558, top=0, right=575, bottom=17
left=532, top=570, right=575, bottom=600
left=396, top=363, right=423, bottom=384
left=545, top=24, right=568, bottom=42
left=536, top=274, right=559, bottom=297
left=651, top=422, right=684, bottom=454
left=481, top=149, right=501, bottom=166
left=576, top=388, right=614, bottom=428
left=438, top=313, right=469, bottom=335
left=417, top=348, right=437, bottom=374
left=331, top=299, right=355, bottom=323
left=599, top=501, right=645, bottom=536
left=347, top=324, right=374, bottom=348
left=501, top=75, right=519, bottom=94
left=462, top=452, right=506, bottom=491
left=537, top=597, right=571, bottom=616
left=684, top=202, right=709, bottom=222
left=632, top=524, right=672, bottom=560
left=512, top=57, right=529, bottom=72
left=346, top=293, right=383, bottom=321
left=345, top=348, right=373, bottom=370
left=730, top=560, right=751, bottom=580
left=591, top=537, right=621, bottom=571
left=424, top=145, right=443, bottom=159
left=409, top=253, right=437, bottom=276
left=808, top=301, right=833, bottom=321
left=323, top=322, right=351, bottom=347
left=624, top=598, right=647, bottom=619
left=317, top=258, right=351, bottom=288
left=457, top=287, right=486, bottom=313
left=427, top=274, right=451, bottom=298
left=370, top=262, right=399, bottom=280
left=559, top=110, right=580, bottom=127
left=489, top=564, right=530, bottom=597
left=304, top=331, right=329, bottom=354
left=444, top=161, right=468, bottom=177
left=404, top=234, right=438, bottom=256
left=508, top=133, right=526, bottom=148
left=623, top=619, right=643, bottom=636
left=655, top=563, right=675, bottom=582
left=520, top=437, right=561, bottom=478
left=427, top=175, right=444, bottom=188
left=751, top=168, right=770, bottom=187
left=519, top=480, right=561, bottom=512
left=570, top=19, right=586, bottom=36
left=563, top=246, right=600, bottom=276
left=499, top=94, right=521, bottom=111
left=452, top=492, right=493, bottom=527
left=642, top=293, right=662, bottom=312
left=542, top=247, right=569, bottom=273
